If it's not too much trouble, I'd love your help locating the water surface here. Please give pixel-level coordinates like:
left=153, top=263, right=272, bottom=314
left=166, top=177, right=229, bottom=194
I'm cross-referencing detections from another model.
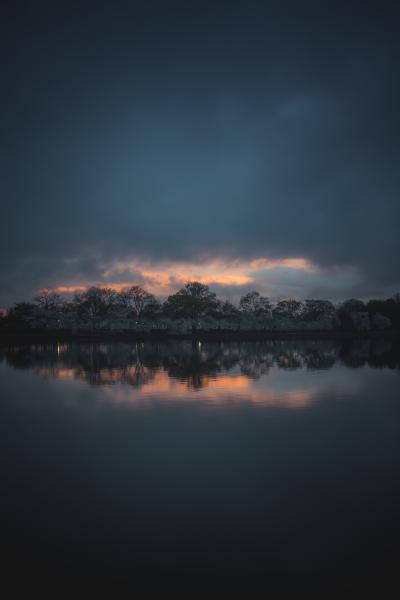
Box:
left=1, top=339, right=399, bottom=586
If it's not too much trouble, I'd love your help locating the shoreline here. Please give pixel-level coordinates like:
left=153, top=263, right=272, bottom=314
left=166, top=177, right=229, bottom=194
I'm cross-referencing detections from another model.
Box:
left=1, top=328, right=399, bottom=345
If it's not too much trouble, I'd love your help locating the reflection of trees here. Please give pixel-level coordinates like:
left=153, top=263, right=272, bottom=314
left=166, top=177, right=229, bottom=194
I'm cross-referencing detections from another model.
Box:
left=1, top=338, right=399, bottom=390
left=339, top=339, right=400, bottom=370
left=303, top=348, right=336, bottom=370
left=276, top=352, right=303, bottom=370
left=161, top=342, right=224, bottom=389
left=1, top=343, right=158, bottom=388
left=238, top=341, right=338, bottom=375
left=339, top=340, right=372, bottom=368
left=239, top=346, right=274, bottom=378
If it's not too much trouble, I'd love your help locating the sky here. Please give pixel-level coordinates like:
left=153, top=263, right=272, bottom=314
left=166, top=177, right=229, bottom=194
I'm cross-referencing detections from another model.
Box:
left=1, top=0, right=399, bottom=306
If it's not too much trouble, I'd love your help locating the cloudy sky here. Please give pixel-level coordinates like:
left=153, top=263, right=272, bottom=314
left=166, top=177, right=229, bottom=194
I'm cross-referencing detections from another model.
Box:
left=1, top=0, right=399, bottom=306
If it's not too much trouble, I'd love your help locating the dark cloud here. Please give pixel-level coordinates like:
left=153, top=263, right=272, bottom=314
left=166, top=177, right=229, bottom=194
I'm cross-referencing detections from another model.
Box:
left=1, top=1, right=399, bottom=304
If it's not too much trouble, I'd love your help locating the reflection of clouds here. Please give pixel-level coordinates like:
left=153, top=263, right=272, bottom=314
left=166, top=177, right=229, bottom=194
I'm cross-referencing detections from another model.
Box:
left=43, top=366, right=360, bottom=410
left=37, top=364, right=157, bottom=387
left=34, top=361, right=320, bottom=407
left=4, top=338, right=394, bottom=411
left=98, top=369, right=317, bottom=408
left=34, top=357, right=320, bottom=408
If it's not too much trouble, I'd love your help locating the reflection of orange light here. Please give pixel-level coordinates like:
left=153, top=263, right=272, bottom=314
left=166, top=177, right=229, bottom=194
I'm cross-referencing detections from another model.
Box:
left=204, top=375, right=251, bottom=389
left=47, top=255, right=317, bottom=297
left=56, top=368, right=76, bottom=379
left=44, top=365, right=316, bottom=409
left=102, top=372, right=316, bottom=409
left=141, top=372, right=252, bottom=394
left=281, top=391, right=314, bottom=408
left=37, top=367, right=75, bottom=378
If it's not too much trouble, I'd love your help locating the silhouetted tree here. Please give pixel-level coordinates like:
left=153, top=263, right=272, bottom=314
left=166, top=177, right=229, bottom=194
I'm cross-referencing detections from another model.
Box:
left=141, top=297, right=162, bottom=319
left=302, top=300, right=336, bottom=321
left=212, top=300, right=241, bottom=322
left=339, top=298, right=366, bottom=313
left=5, top=302, right=36, bottom=330
left=74, top=287, right=117, bottom=325
left=273, top=299, right=303, bottom=319
left=163, top=282, right=218, bottom=319
left=239, top=291, right=271, bottom=316
left=119, top=285, right=157, bottom=318
left=367, top=296, right=400, bottom=329
left=35, top=288, right=62, bottom=311
left=336, top=298, right=368, bottom=330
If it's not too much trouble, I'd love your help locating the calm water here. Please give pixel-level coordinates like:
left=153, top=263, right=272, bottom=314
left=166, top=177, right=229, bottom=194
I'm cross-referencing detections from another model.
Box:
left=1, top=339, right=399, bottom=587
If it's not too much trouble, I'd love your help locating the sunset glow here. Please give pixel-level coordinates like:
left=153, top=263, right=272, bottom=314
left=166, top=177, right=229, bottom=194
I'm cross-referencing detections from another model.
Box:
left=38, top=364, right=317, bottom=409
left=3, top=0, right=400, bottom=586
left=51, top=255, right=317, bottom=297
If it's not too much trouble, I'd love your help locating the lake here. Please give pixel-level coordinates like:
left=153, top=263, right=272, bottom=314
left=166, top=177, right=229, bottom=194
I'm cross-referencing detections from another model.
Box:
left=1, top=338, right=399, bottom=589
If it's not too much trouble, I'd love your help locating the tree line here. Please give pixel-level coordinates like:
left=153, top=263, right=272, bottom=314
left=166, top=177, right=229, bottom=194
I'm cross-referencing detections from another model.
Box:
left=1, top=281, right=400, bottom=330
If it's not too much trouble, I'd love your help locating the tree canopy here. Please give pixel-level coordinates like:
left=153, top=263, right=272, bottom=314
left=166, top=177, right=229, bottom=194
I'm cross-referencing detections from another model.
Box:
left=2, top=281, right=400, bottom=332
left=163, top=282, right=219, bottom=320
left=239, top=291, right=271, bottom=316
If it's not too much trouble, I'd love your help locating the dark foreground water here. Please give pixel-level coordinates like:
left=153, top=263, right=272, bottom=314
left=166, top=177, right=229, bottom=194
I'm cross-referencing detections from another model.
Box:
left=1, top=339, right=399, bottom=590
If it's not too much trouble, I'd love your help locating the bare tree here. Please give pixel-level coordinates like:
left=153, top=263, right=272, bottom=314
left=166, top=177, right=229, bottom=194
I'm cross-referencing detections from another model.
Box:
left=74, top=287, right=117, bottom=325
left=119, top=286, right=157, bottom=318
left=35, top=288, right=62, bottom=311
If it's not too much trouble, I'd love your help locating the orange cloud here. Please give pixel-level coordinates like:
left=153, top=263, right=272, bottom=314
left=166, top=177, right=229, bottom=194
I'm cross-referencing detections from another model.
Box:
left=54, top=285, right=88, bottom=294
left=248, top=257, right=316, bottom=271
left=48, top=255, right=317, bottom=298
